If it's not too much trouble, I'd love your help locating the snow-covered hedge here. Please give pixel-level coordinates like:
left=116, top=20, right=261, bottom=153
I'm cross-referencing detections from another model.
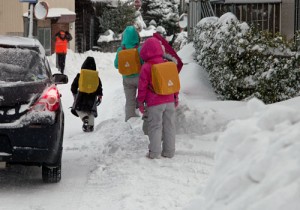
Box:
left=193, top=13, right=300, bottom=104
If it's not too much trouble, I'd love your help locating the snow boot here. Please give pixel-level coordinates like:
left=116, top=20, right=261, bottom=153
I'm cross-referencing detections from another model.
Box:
left=82, top=117, right=89, bottom=132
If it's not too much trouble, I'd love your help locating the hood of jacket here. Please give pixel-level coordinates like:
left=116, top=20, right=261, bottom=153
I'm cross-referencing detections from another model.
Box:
left=140, top=37, right=164, bottom=62
left=121, top=26, right=140, bottom=49
left=81, top=56, right=96, bottom=70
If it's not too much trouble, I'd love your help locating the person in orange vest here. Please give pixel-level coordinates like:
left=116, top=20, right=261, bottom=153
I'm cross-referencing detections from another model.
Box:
left=55, top=30, right=72, bottom=74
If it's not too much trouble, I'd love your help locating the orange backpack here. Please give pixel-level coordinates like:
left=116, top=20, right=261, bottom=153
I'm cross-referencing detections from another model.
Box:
left=118, top=48, right=141, bottom=76
left=151, top=61, right=180, bottom=95
left=78, top=69, right=99, bottom=93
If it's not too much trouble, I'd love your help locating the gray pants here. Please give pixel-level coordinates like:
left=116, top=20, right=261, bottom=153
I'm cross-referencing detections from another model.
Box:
left=147, top=103, right=176, bottom=158
left=123, top=76, right=139, bottom=122
left=76, top=110, right=95, bottom=126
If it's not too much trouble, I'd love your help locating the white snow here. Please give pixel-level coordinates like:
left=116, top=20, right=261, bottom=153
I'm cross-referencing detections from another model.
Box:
left=97, top=26, right=159, bottom=43
left=23, top=8, right=76, bottom=18
left=0, top=41, right=299, bottom=210
left=139, top=27, right=157, bottom=38
left=91, top=0, right=129, bottom=7
left=0, top=35, right=45, bottom=56
left=46, top=8, right=76, bottom=18
left=97, top=30, right=115, bottom=43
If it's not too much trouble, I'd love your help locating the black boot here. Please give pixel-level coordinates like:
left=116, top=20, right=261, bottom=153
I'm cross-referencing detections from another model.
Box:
left=87, top=125, right=94, bottom=132
left=82, top=117, right=89, bottom=132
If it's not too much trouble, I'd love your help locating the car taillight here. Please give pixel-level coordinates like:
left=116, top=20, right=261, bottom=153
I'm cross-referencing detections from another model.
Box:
left=31, top=85, right=60, bottom=112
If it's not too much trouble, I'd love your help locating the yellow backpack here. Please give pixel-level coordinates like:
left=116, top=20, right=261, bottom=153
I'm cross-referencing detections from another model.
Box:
left=78, top=69, right=99, bottom=93
left=118, top=48, right=141, bottom=76
left=151, top=62, right=180, bottom=95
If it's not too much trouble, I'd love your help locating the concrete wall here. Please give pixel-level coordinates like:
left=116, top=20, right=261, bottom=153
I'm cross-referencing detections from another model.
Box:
left=0, top=0, right=27, bottom=36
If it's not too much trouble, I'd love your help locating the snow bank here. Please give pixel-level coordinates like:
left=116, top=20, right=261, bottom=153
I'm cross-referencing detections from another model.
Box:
left=198, top=97, right=300, bottom=210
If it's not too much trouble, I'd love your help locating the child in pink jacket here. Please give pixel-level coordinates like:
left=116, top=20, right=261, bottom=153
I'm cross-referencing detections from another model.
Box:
left=137, top=37, right=179, bottom=159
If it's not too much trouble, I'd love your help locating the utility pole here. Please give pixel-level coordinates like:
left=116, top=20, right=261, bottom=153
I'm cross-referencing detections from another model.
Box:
left=28, top=3, right=34, bottom=38
left=19, top=0, right=38, bottom=38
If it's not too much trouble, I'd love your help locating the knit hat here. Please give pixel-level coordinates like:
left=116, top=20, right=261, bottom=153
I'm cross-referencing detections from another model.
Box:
left=81, top=56, right=96, bottom=70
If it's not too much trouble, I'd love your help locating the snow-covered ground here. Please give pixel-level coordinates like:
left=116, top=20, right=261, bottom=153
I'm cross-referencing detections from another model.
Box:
left=0, top=43, right=299, bottom=210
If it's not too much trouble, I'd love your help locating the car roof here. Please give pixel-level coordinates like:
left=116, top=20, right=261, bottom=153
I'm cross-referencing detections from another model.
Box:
left=0, top=35, right=45, bottom=57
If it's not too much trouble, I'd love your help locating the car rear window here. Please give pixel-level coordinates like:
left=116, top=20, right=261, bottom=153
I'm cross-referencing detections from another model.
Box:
left=0, top=47, right=48, bottom=82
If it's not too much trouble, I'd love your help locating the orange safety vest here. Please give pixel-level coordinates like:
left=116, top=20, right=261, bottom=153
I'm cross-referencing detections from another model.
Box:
left=55, top=37, right=68, bottom=54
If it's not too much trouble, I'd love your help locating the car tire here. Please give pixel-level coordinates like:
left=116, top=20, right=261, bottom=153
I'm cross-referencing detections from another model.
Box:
left=42, top=124, right=63, bottom=183
left=42, top=163, right=61, bottom=183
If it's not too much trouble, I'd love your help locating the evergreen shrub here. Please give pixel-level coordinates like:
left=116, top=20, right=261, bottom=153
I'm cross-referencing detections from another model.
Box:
left=193, top=13, right=300, bottom=104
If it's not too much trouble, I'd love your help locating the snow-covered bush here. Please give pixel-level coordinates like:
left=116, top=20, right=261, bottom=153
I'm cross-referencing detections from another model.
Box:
left=173, top=31, right=188, bottom=51
left=141, top=0, right=180, bottom=35
left=193, top=13, right=300, bottom=104
left=98, top=0, right=136, bottom=34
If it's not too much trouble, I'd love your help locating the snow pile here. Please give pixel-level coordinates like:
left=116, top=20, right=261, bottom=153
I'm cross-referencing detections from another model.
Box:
left=196, top=98, right=300, bottom=210
left=97, top=30, right=115, bottom=43
left=139, top=26, right=157, bottom=37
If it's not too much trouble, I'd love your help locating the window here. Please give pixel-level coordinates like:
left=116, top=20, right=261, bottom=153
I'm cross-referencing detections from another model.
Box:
left=0, top=47, right=47, bottom=82
left=37, top=28, right=51, bottom=55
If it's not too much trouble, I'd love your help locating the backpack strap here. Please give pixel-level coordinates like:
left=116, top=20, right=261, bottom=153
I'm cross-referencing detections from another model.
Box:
left=146, top=61, right=156, bottom=93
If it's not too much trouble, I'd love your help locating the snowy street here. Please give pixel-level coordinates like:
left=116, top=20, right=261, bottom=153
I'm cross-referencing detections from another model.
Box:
left=1, top=43, right=299, bottom=210
left=1, top=0, right=300, bottom=208
left=0, top=45, right=222, bottom=210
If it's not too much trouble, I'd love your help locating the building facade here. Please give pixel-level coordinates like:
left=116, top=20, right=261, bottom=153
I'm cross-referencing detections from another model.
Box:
left=186, top=0, right=299, bottom=41
left=0, top=0, right=75, bottom=55
left=0, top=0, right=27, bottom=36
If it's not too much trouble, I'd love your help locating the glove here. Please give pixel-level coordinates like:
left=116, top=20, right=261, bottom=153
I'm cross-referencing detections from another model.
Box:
left=96, top=96, right=102, bottom=106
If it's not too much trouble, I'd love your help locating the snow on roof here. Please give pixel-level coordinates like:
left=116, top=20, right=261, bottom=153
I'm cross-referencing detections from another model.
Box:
left=47, top=8, right=75, bottom=18
left=23, top=8, right=75, bottom=18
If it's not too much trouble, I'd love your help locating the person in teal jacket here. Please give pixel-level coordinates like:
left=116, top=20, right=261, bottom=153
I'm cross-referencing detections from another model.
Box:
left=114, top=25, right=143, bottom=122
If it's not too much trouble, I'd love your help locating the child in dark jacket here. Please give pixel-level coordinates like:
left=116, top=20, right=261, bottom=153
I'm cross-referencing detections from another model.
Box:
left=71, top=57, right=103, bottom=132
left=137, top=37, right=179, bottom=159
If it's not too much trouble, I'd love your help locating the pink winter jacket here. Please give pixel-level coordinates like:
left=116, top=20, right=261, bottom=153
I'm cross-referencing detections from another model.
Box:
left=137, top=37, right=178, bottom=107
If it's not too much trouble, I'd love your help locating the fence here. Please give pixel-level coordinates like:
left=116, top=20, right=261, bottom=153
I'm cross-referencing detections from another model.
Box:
left=187, top=0, right=215, bottom=39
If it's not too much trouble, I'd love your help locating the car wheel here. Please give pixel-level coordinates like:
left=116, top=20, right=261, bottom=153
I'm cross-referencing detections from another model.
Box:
left=42, top=114, right=64, bottom=183
left=42, top=163, right=61, bottom=183
left=42, top=141, right=62, bottom=183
